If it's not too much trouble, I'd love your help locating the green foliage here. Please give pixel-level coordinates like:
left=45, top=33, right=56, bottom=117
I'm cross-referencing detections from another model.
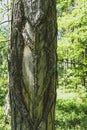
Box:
left=0, top=14, right=9, bottom=128
left=0, top=107, right=11, bottom=130
left=0, top=78, right=7, bottom=106
left=57, top=0, right=87, bottom=89
left=0, top=32, right=8, bottom=78
left=55, top=89, right=87, bottom=129
left=0, top=72, right=10, bottom=130
left=56, top=0, right=75, bottom=17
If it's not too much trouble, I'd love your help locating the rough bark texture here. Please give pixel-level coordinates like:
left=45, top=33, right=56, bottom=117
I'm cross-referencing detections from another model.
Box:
left=9, top=0, right=57, bottom=130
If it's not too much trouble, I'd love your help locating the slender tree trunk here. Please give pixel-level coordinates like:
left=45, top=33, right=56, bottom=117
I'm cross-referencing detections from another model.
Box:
left=9, top=0, right=57, bottom=130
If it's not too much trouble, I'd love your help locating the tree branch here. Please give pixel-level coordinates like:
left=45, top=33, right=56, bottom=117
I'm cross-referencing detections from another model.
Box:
left=0, top=20, right=11, bottom=25
left=0, top=40, right=10, bottom=43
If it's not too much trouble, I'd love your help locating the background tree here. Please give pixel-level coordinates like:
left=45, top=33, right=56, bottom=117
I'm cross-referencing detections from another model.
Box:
left=9, top=0, right=57, bottom=130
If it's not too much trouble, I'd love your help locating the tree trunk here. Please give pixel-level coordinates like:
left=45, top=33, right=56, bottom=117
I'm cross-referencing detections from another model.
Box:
left=9, top=0, right=57, bottom=130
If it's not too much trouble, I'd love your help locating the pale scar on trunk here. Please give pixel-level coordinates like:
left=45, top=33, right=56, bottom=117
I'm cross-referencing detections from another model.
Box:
left=22, top=44, right=34, bottom=95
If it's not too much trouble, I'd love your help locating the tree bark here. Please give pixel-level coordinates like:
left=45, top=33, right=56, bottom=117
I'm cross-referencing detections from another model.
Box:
left=9, top=0, right=57, bottom=130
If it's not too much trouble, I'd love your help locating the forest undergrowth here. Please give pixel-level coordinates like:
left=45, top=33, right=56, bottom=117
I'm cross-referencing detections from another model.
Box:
left=0, top=82, right=87, bottom=130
